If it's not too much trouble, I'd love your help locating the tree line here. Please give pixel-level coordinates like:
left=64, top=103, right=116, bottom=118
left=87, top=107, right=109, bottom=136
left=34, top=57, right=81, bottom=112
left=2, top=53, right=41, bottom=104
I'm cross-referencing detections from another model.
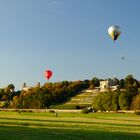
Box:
left=92, top=75, right=140, bottom=111
left=0, top=80, right=89, bottom=108
left=0, top=74, right=140, bottom=110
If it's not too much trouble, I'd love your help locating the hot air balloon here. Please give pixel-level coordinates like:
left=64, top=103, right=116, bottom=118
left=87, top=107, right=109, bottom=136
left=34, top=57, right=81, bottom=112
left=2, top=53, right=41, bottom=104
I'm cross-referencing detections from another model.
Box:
left=45, top=70, right=53, bottom=80
left=108, top=25, right=121, bottom=46
left=121, top=56, right=124, bottom=60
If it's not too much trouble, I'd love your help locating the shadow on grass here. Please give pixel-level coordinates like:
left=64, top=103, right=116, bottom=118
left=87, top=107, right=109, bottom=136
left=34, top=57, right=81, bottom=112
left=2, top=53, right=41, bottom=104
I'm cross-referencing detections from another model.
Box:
left=0, top=117, right=140, bottom=128
left=0, top=125, right=140, bottom=140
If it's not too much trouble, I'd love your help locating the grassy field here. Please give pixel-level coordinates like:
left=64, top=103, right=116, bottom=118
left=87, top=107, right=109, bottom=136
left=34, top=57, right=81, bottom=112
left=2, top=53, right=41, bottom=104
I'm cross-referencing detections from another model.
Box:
left=0, top=111, right=140, bottom=140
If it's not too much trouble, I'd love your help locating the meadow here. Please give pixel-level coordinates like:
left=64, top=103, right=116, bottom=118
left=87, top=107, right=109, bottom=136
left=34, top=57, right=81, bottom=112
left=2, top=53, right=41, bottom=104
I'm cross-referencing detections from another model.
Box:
left=0, top=111, right=140, bottom=140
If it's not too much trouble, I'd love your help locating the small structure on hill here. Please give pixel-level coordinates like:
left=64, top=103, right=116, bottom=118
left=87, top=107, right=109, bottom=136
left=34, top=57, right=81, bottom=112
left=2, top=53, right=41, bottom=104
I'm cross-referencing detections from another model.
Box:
left=100, top=79, right=119, bottom=92
left=22, top=82, right=32, bottom=92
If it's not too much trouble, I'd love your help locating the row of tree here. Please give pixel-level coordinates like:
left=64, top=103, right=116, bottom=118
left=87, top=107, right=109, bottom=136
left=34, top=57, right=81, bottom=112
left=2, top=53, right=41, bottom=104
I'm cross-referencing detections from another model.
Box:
left=0, top=80, right=90, bottom=108
left=92, top=89, right=138, bottom=111
left=0, top=74, right=140, bottom=110
left=92, top=75, right=140, bottom=111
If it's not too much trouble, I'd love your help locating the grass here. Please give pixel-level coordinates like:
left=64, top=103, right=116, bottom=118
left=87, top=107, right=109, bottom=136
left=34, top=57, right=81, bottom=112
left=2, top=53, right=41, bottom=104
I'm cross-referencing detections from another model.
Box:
left=50, top=91, right=96, bottom=109
left=0, top=111, right=140, bottom=140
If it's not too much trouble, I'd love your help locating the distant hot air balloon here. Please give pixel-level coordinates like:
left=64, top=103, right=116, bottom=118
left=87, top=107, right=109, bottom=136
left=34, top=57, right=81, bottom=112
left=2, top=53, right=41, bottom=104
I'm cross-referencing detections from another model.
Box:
left=45, top=70, right=53, bottom=80
left=108, top=25, right=121, bottom=47
left=121, top=56, right=125, bottom=60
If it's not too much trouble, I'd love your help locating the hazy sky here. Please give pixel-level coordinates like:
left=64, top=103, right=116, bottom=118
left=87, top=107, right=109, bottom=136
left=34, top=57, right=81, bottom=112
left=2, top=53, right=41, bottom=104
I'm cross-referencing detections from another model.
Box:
left=0, top=0, right=140, bottom=90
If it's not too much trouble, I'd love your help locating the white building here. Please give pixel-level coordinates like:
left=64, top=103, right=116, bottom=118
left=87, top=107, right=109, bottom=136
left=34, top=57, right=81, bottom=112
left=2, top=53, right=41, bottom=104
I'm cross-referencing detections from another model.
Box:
left=22, top=82, right=32, bottom=92
left=100, top=79, right=119, bottom=92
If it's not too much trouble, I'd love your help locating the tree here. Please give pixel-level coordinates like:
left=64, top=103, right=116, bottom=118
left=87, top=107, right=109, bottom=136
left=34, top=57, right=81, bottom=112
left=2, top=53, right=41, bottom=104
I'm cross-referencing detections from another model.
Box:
left=112, top=91, right=120, bottom=111
left=125, top=74, right=135, bottom=88
left=124, top=74, right=138, bottom=98
left=10, top=96, right=19, bottom=108
left=131, top=94, right=140, bottom=110
left=91, top=77, right=100, bottom=87
left=1, top=95, right=8, bottom=101
left=102, top=92, right=113, bottom=111
left=7, top=84, right=15, bottom=92
left=113, top=78, right=119, bottom=85
left=89, top=84, right=95, bottom=90
left=119, top=79, right=125, bottom=89
left=83, top=80, right=90, bottom=88
left=92, top=93, right=105, bottom=111
left=0, top=89, right=5, bottom=100
left=3, top=84, right=15, bottom=102
left=119, top=92, right=131, bottom=110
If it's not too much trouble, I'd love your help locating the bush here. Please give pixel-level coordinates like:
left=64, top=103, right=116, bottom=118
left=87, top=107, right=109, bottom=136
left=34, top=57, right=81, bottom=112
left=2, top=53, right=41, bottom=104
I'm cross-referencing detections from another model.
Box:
left=50, top=104, right=76, bottom=109
left=12, top=109, right=33, bottom=113
left=49, top=110, right=55, bottom=113
left=135, top=111, right=140, bottom=115
left=76, top=106, right=81, bottom=109
left=81, top=108, right=90, bottom=114
left=27, top=110, right=33, bottom=113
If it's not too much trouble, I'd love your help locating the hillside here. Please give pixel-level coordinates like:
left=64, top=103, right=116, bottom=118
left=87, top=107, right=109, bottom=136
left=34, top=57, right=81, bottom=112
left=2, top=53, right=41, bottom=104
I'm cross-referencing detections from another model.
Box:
left=51, top=90, right=97, bottom=109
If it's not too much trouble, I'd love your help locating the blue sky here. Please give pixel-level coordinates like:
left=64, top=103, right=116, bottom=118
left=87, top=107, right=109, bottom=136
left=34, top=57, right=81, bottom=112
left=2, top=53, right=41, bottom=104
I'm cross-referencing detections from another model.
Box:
left=0, top=0, right=140, bottom=90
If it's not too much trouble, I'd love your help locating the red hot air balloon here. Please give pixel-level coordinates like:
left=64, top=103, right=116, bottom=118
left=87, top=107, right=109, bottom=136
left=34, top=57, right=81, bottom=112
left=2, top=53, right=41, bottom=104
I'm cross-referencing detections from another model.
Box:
left=45, top=70, right=53, bottom=80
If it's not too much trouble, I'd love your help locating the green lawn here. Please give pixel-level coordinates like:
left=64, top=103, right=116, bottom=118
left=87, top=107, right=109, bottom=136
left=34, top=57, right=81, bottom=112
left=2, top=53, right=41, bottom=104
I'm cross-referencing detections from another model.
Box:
left=0, top=111, right=140, bottom=140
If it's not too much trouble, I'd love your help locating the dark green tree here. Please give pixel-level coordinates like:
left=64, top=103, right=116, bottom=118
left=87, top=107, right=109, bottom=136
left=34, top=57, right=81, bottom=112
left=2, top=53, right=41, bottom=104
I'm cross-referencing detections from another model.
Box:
left=119, top=92, right=131, bottom=110
left=92, top=93, right=105, bottom=111
left=112, top=91, right=120, bottom=111
left=91, top=77, right=100, bottom=87
left=102, top=92, right=113, bottom=111
left=119, top=79, right=125, bottom=89
left=131, top=94, right=140, bottom=110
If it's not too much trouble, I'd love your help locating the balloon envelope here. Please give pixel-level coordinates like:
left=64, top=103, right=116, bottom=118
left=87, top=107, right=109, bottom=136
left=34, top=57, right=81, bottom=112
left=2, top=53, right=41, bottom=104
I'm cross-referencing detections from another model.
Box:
left=45, top=70, right=53, bottom=80
left=108, top=25, right=121, bottom=41
left=121, top=56, right=124, bottom=60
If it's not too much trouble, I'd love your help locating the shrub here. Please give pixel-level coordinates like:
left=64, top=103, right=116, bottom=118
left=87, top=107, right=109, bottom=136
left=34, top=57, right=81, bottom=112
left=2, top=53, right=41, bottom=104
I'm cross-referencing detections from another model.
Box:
left=49, top=110, right=55, bottom=113
left=135, top=111, right=140, bottom=115
left=76, top=106, right=81, bottom=109
left=19, top=110, right=33, bottom=113
left=27, top=110, right=33, bottom=113
left=81, top=108, right=90, bottom=114
left=50, top=104, right=76, bottom=109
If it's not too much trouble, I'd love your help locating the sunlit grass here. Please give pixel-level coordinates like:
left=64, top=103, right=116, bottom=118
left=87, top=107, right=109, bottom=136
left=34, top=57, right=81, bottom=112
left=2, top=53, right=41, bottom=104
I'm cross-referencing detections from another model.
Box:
left=0, top=111, right=140, bottom=139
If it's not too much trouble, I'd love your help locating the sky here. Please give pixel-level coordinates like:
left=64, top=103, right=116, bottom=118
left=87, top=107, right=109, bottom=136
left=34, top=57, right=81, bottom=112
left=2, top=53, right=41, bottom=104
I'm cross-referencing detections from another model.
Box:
left=0, top=0, right=140, bottom=90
